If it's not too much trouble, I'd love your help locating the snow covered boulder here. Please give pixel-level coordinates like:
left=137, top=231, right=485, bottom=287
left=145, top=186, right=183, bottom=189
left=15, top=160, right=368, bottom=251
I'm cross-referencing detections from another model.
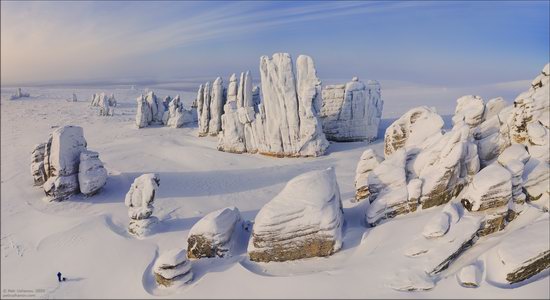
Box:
left=457, top=264, right=481, bottom=288
left=42, top=126, right=88, bottom=201
left=9, top=88, right=30, bottom=100
left=494, top=215, right=549, bottom=284
left=255, top=53, right=329, bottom=157
left=125, top=173, right=160, bottom=237
left=384, top=106, right=444, bottom=157
left=319, top=77, right=383, bottom=142
left=30, top=143, right=47, bottom=186
left=165, top=95, right=186, bottom=128
left=78, top=150, right=107, bottom=196
left=248, top=168, right=343, bottom=262
left=146, top=91, right=164, bottom=124
left=154, top=248, right=193, bottom=288
left=187, top=207, right=242, bottom=259
left=452, top=95, right=485, bottom=128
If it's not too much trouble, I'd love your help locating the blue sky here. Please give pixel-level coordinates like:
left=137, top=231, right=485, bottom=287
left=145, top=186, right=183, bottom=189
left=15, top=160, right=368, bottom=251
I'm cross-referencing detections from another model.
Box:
left=1, top=1, right=548, bottom=86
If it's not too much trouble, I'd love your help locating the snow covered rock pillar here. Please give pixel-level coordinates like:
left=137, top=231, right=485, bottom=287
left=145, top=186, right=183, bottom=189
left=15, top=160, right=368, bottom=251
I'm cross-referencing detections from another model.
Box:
left=42, top=126, right=87, bottom=201
left=187, top=207, right=242, bottom=259
left=248, top=167, right=343, bottom=262
left=320, top=77, right=383, bottom=142
left=208, top=77, right=225, bottom=136
left=217, top=73, right=247, bottom=153
left=257, top=53, right=328, bottom=157
left=30, top=143, right=48, bottom=186
left=125, top=173, right=160, bottom=237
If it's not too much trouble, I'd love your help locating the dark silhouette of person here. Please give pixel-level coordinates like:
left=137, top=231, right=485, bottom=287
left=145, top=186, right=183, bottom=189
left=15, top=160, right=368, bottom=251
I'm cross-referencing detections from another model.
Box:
left=57, top=272, right=62, bottom=282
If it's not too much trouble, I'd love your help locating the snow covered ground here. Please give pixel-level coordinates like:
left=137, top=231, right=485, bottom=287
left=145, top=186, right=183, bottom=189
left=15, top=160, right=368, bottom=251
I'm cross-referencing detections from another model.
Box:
left=1, top=82, right=548, bottom=299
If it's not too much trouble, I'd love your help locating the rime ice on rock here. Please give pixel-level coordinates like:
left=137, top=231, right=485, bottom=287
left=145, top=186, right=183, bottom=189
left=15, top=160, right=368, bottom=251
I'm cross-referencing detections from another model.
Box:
left=78, top=150, right=108, bottom=196
left=384, top=106, right=444, bottom=157
left=248, top=168, right=343, bottom=262
left=187, top=207, right=242, bottom=259
left=31, top=126, right=107, bottom=201
left=320, top=77, right=383, bottom=142
left=125, top=173, right=160, bottom=237
left=153, top=248, right=193, bottom=288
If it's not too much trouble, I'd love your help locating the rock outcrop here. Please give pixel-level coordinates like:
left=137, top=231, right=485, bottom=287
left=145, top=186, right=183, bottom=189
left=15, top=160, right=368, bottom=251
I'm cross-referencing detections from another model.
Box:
left=91, top=93, right=116, bottom=116
left=136, top=92, right=195, bottom=129
left=187, top=207, right=242, bottom=259
left=125, top=173, right=160, bottom=237
left=384, top=106, right=444, bottom=157
left=217, top=53, right=329, bottom=157
left=248, top=168, right=343, bottom=262
left=31, top=126, right=107, bottom=201
left=9, top=88, right=30, bottom=100
left=197, top=79, right=227, bottom=137
left=319, top=77, right=383, bottom=142
left=154, top=248, right=193, bottom=288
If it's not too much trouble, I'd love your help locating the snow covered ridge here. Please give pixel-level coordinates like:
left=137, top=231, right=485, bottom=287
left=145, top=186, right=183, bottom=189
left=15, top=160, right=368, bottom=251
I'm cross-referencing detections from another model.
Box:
left=248, top=167, right=344, bottom=262
left=320, top=77, right=384, bottom=142
left=9, top=87, right=30, bottom=100
left=136, top=91, right=196, bottom=129
left=30, top=125, right=107, bottom=201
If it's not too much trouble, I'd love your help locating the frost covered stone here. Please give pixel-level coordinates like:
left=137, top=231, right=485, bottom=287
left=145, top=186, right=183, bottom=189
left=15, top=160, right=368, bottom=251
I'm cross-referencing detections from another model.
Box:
left=42, top=126, right=87, bottom=201
left=154, top=248, right=193, bottom=288
left=208, top=77, right=225, bottom=136
left=187, top=207, right=242, bottom=259
left=125, top=173, right=160, bottom=237
left=78, top=150, right=107, bottom=196
left=91, top=93, right=116, bottom=116
left=135, top=95, right=152, bottom=128
left=452, top=95, right=485, bottom=128
left=164, top=96, right=186, bottom=128
left=248, top=168, right=343, bottom=262
left=354, top=149, right=383, bottom=201
left=461, top=164, right=512, bottom=212
left=384, top=106, right=444, bottom=157
left=422, top=213, right=450, bottom=239
left=217, top=72, right=250, bottom=153
left=9, top=88, right=30, bottom=100
left=319, top=77, right=383, bottom=142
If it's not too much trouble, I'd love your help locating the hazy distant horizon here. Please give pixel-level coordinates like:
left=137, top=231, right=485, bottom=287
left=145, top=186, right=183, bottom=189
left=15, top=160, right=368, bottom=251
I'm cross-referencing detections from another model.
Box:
left=1, top=1, right=549, bottom=87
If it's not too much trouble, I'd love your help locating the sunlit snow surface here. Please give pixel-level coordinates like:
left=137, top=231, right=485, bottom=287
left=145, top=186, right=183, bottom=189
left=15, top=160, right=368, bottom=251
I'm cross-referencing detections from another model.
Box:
left=1, top=83, right=548, bottom=298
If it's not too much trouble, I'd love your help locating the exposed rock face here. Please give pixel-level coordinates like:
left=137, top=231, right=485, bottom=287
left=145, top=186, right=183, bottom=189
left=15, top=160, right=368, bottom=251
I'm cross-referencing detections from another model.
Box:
left=10, top=88, right=30, bottom=100
left=187, top=207, right=242, bottom=259
left=154, top=248, right=193, bottom=288
left=319, top=77, right=383, bottom=142
left=495, top=215, right=550, bottom=284
left=30, top=143, right=47, bottom=186
left=125, top=173, right=160, bottom=237
left=78, top=150, right=107, bottom=196
left=42, top=126, right=88, bottom=201
left=248, top=168, right=343, bottom=262
left=384, top=106, right=444, bottom=157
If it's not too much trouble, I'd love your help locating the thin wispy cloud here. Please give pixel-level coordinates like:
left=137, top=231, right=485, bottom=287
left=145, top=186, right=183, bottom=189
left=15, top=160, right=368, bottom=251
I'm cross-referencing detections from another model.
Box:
left=1, top=1, right=548, bottom=85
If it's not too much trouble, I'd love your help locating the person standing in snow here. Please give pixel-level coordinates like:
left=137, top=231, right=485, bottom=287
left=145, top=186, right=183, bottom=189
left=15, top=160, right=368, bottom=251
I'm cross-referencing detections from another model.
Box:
left=57, top=272, right=62, bottom=282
